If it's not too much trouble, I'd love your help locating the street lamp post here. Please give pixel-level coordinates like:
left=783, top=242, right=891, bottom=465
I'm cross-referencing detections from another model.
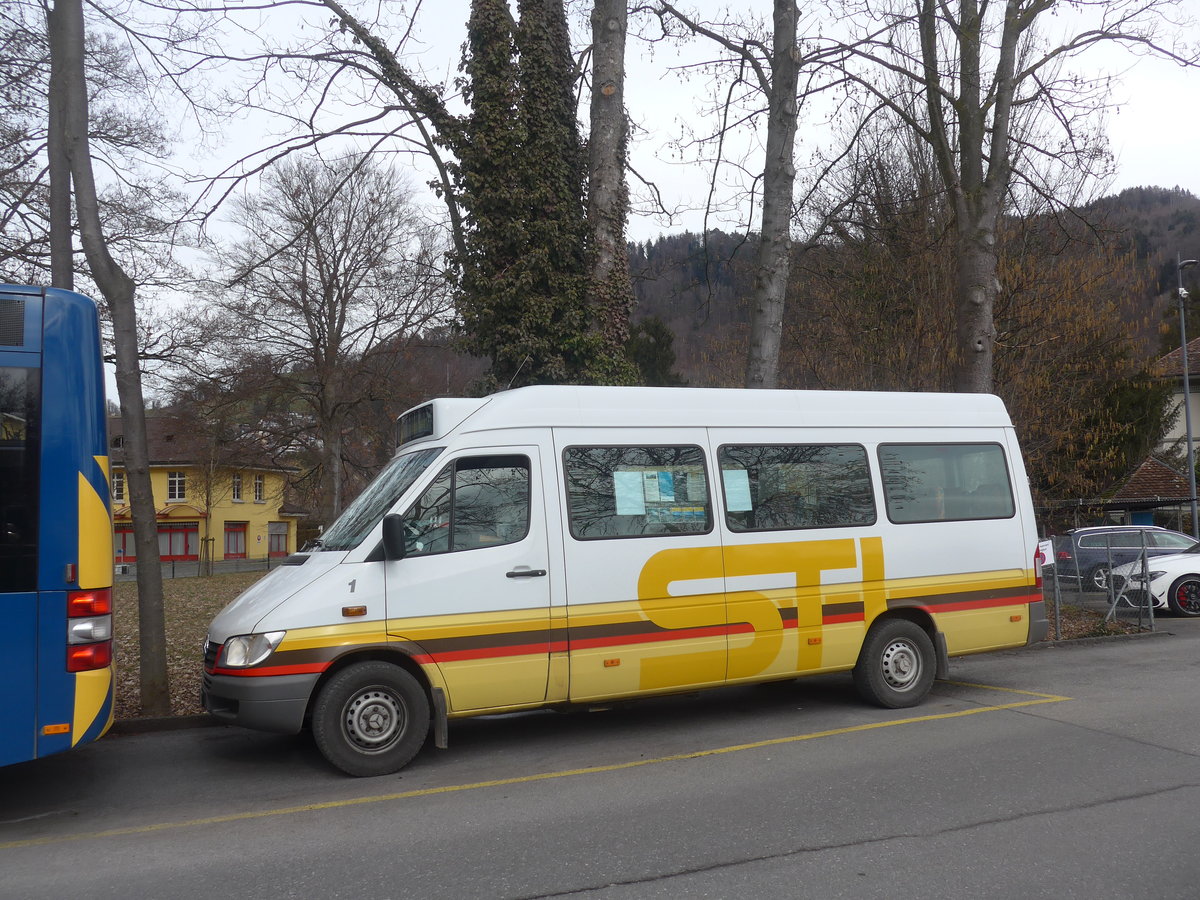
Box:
left=1179, top=255, right=1199, bottom=537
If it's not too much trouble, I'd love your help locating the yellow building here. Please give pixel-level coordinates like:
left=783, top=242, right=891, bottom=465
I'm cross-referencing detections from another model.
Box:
left=108, top=417, right=301, bottom=565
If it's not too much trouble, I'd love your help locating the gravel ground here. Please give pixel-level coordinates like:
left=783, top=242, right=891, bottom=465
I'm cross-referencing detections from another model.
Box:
left=109, top=575, right=1136, bottom=720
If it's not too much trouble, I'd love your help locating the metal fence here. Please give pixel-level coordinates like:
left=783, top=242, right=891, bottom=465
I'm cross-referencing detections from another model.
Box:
left=1042, top=532, right=1159, bottom=635
left=113, top=556, right=288, bottom=582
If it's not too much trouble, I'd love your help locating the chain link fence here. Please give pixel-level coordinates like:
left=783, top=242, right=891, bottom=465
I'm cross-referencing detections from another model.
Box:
left=1042, top=530, right=1167, bottom=635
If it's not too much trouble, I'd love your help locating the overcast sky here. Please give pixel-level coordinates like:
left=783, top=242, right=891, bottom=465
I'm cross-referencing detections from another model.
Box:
left=387, top=0, right=1200, bottom=243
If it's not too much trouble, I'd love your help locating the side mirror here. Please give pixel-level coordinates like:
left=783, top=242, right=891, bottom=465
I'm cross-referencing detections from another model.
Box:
left=381, top=513, right=407, bottom=561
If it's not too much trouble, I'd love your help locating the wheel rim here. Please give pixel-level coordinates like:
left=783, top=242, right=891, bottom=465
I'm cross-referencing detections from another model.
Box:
left=1177, top=580, right=1200, bottom=614
left=341, top=686, right=406, bottom=754
left=879, top=638, right=922, bottom=691
left=1091, top=567, right=1109, bottom=590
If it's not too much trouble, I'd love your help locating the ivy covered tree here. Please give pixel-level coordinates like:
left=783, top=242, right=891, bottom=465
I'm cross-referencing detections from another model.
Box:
left=454, top=0, right=605, bottom=389
left=307, top=0, right=635, bottom=391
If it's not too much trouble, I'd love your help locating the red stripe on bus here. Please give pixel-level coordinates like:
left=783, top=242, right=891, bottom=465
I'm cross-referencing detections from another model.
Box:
left=214, top=662, right=330, bottom=677
left=418, top=641, right=561, bottom=663
left=570, top=623, right=735, bottom=651
left=918, top=593, right=1040, bottom=614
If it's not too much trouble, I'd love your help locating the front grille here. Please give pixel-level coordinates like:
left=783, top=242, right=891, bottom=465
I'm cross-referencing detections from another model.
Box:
left=203, top=637, right=220, bottom=671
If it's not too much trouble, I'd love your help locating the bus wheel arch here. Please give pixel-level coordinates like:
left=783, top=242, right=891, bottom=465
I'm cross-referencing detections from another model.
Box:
left=309, top=655, right=432, bottom=777
left=853, top=613, right=939, bottom=709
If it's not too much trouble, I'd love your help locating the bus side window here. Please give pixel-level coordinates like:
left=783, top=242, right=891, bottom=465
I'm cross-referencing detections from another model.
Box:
left=402, top=455, right=531, bottom=556
left=563, top=446, right=711, bottom=539
left=718, top=444, right=875, bottom=532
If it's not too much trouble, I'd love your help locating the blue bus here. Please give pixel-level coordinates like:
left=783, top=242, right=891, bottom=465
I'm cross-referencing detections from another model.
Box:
left=1, top=284, right=115, bottom=766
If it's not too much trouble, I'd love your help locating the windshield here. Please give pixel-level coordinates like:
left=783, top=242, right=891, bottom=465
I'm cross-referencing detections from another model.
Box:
left=318, top=446, right=443, bottom=551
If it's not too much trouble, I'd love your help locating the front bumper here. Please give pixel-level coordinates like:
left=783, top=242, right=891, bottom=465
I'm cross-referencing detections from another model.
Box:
left=201, top=671, right=320, bottom=734
left=1110, top=586, right=1167, bottom=609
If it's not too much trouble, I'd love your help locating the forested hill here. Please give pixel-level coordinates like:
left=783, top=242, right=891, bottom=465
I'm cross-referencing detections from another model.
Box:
left=627, top=231, right=758, bottom=385
left=1083, top=186, right=1200, bottom=294
left=629, top=187, right=1200, bottom=387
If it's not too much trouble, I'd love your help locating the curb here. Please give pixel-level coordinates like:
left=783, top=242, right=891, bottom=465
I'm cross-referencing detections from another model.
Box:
left=108, top=714, right=222, bottom=735
left=1032, top=628, right=1170, bottom=649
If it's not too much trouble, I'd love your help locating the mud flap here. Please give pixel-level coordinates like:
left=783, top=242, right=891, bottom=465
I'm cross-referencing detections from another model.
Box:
left=934, top=630, right=951, bottom=681
left=431, top=687, right=449, bottom=749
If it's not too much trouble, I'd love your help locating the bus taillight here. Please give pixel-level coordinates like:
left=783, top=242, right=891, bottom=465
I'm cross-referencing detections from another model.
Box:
left=68, top=589, right=112, bottom=617
left=67, top=641, right=113, bottom=672
left=67, top=589, right=113, bottom=672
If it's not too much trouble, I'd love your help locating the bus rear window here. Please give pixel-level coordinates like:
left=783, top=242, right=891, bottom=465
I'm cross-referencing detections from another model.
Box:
left=879, top=443, right=1014, bottom=524
left=0, top=366, right=40, bottom=592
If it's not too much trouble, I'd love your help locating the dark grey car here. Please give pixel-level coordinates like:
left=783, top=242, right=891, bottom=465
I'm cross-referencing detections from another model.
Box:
left=1053, top=526, right=1198, bottom=592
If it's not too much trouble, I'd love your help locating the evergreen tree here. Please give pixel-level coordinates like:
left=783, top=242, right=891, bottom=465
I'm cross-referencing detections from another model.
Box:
left=454, top=0, right=605, bottom=389
left=627, top=316, right=687, bottom=386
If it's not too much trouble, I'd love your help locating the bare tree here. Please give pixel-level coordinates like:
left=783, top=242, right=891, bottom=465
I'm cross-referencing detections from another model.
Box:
left=833, top=0, right=1199, bottom=392
left=120, top=0, right=642, bottom=385
left=588, top=0, right=638, bottom=370
left=46, top=0, right=170, bottom=716
left=644, top=2, right=858, bottom=389
left=194, top=152, right=450, bottom=524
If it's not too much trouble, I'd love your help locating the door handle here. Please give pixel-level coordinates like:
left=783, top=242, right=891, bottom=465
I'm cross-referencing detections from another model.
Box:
left=506, top=568, right=547, bottom=578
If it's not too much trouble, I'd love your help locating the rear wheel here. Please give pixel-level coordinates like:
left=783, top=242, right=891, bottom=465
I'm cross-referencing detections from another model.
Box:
left=853, top=619, right=936, bottom=709
left=312, top=661, right=430, bottom=776
left=1167, top=576, right=1200, bottom=617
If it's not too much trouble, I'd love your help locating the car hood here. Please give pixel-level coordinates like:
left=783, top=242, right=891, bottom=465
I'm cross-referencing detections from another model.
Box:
left=206, top=550, right=348, bottom=641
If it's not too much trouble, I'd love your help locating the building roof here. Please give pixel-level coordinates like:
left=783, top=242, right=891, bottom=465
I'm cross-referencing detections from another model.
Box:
left=107, top=415, right=293, bottom=473
left=1155, top=336, right=1200, bottom=378
left=1111, top=456, right=1190, bottom=503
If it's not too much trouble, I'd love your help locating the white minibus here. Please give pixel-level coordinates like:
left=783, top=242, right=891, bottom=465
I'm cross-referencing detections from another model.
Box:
left=201, top=386, right=1047, bottom=775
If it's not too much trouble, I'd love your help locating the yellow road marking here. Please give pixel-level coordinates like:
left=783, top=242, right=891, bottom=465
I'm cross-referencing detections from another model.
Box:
left=0, top=682, right=1069, bottom=851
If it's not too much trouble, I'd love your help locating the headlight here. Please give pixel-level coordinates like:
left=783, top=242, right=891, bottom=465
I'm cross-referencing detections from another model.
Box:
left=220, top=631, right=286, bottom=668
left=1129, top=571, right=1166, bottom=584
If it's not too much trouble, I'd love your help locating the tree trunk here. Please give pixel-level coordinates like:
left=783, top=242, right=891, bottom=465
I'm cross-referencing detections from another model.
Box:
left=47, top=29, right=73, bottom=290
left=744, top=0, right=799, bottom=390
left=587, top=0, right=637, bottom=382
left=329, top=428, right=343, bottom=522
left=954, top=226, right=998, bottom=393
left=48, top=0, right=171, bottom=716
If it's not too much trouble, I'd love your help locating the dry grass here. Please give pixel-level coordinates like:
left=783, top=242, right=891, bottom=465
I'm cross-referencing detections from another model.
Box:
left=112, top=572, right=266, bottom=719
left=1046, top=601, right=1143, bottom=641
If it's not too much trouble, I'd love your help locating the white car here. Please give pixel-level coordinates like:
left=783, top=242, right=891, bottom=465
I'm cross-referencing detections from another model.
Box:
left=1111, top=547, right=1200, bottom=617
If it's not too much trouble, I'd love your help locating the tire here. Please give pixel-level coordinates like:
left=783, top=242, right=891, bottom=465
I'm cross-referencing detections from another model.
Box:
left=853, top=619, right=936, bottom=709
left=311, top=661, right=430, bottom=777
left=1166, top=575, right=1200, bottom=618
left=1087, top=565, right=1111, bottom=593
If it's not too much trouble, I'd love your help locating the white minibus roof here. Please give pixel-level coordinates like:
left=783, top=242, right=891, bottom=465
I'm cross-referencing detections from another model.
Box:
left=396, top=385, right=1013, bottom=446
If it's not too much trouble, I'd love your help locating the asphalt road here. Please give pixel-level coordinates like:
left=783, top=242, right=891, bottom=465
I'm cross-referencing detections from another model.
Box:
left=3, top=623, right=1200, bottom=900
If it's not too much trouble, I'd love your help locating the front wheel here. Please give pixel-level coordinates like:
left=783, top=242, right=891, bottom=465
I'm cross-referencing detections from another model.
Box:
left=1167, top=576, right=1200, bottom=617
left=311, top=661, right=430, bottom=776
left=1087, top=565, right=1112, bottom=593
left=853, top=619, right=936, bottom=709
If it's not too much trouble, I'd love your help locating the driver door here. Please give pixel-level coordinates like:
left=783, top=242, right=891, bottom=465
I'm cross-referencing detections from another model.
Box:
left=385, top=447, right=551, bottom=712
